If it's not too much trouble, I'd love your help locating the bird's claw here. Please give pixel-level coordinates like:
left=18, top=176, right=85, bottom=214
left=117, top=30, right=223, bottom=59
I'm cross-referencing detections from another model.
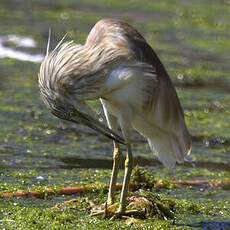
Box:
left=90, top=203, right=144, bottom=220
left=90, top=202, right=118, bottom=218
left=109, top=209, right=145, bottom=220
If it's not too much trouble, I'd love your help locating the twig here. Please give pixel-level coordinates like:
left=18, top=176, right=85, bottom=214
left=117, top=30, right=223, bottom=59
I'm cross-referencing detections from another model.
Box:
left=1, top=180, right=229, bottom=199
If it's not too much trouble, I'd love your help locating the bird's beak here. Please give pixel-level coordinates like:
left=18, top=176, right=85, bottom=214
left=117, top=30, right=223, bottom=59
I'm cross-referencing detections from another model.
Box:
left=68, top=109, right=126, bottom=145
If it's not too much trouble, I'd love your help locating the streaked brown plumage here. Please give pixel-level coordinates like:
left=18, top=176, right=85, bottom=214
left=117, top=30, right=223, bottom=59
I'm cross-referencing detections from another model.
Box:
left=38, top=18, right=191, bottom=215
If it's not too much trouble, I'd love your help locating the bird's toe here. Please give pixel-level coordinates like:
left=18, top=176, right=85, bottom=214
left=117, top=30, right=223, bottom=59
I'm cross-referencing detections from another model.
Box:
left=90, top=202, right=119, bottom=218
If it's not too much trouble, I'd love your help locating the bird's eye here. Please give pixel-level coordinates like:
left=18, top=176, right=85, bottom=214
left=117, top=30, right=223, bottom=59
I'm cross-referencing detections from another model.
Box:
left=50, top=104, right=72, bottom=121
left=62, top=107, right=73, bottom=120
left=63, top=106, right=69, bottom=114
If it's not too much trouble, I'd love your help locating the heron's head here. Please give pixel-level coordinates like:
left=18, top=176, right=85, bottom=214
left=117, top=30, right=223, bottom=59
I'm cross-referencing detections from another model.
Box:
left=38, top=40, right=125, bottom=144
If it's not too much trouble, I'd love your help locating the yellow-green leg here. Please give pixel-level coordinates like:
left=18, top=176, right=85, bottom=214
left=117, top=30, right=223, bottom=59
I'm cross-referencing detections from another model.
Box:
left=117, top=143, right=133, bottom=214
left=100, top=101, right=134, bottom=217
left=107, top=142, right=122, bottom=205
left=100, top=101, right=122, bottom=206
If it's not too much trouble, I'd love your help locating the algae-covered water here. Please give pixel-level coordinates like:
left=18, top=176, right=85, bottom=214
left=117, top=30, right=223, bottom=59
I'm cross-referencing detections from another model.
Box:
left=0, top=0, right=229, bottom=229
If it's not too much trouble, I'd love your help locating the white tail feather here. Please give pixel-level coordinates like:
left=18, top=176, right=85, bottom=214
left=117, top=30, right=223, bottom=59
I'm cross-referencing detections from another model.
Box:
left=147, top=125, right=191, bottom=168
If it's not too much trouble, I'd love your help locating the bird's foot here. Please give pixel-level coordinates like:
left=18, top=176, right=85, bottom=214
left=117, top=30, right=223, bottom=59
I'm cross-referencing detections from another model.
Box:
left=90, top=202, right=119, bottom=218
left=109, top=209, right=145, bottom=220
left=90, top=202, right=144, bottom=220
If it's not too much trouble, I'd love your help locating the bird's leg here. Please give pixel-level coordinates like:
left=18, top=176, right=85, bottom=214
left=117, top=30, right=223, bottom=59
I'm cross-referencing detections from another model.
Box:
left=117, top=143, right=133, bottom=215
left=100, top=102, right=122, bottom=206
left=115, top=113, right=133, bottom=216
left=107, top=141, right=122, bottom=205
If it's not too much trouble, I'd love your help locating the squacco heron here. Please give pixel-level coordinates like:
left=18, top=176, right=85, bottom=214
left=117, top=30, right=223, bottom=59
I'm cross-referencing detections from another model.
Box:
left=38, top=18, right=191, bottom=216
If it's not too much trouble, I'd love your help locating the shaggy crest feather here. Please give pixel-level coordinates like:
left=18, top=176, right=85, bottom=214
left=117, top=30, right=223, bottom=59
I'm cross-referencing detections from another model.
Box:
left=46, top=28, right=51, bottom=56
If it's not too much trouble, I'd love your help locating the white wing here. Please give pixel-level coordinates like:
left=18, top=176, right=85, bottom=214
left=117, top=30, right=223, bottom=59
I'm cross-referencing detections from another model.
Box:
left=101, top=62, right=191, bottom=168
